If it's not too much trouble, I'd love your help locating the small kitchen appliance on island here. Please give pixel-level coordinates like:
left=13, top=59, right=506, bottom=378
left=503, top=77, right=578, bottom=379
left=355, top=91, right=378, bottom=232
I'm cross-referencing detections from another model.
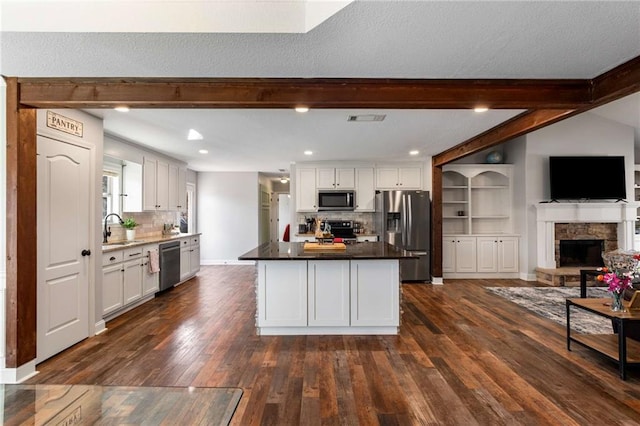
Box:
left=375, top=190, right=431, bottom=282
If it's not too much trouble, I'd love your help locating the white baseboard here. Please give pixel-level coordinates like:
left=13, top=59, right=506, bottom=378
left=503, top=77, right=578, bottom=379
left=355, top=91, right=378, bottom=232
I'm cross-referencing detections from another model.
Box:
left=1, top=358, right=38, bottom=384
left=94, top=320, right=107, bottom=335
left=201, top=260, right=255, bottom=266
left=521, top=272, right=538, bottom=281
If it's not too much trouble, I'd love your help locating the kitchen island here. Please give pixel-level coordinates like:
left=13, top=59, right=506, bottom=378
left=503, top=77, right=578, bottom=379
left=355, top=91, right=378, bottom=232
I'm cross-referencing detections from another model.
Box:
left=238, top=242, right=416, bottom=335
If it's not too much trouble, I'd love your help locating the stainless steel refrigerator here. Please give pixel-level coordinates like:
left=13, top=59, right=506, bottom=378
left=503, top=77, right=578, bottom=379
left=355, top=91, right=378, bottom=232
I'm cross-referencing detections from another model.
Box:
left=375, top=190, right=431, bottom=282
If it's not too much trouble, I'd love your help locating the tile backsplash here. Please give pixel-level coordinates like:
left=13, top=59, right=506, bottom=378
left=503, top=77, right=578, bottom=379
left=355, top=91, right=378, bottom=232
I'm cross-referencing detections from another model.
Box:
left=107, top=211, right=178, bottom=241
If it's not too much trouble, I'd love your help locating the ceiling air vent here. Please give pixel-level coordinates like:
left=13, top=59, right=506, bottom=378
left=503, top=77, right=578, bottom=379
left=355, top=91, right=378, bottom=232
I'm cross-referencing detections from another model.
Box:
left=347, top=114, right=386, bottom=122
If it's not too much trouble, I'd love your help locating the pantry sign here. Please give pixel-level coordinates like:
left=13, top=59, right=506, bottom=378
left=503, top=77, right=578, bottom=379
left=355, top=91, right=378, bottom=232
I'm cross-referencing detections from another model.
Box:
left=47, top=111, right=83, bottom=137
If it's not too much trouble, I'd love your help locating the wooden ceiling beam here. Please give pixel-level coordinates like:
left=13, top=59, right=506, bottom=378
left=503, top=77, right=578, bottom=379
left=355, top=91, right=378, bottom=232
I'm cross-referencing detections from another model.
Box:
left=592, top=55, right=640, bottom=106
left=433, top=109, right=577, bottom=167
left=16, top=77, right=591, bottom=109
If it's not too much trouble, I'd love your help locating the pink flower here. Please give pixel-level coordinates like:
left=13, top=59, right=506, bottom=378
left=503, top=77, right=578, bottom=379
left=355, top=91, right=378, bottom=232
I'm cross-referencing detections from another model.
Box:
left=599, top=271, right=632, bottom=294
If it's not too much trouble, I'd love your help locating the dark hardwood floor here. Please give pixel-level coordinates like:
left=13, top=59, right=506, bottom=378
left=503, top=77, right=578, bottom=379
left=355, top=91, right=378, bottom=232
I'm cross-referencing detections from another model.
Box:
left=27, top=266, right=640, bottom=425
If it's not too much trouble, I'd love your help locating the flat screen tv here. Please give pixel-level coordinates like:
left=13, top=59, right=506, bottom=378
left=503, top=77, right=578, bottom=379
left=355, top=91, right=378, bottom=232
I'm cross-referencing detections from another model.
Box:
left=549, top=156, right=626, bottom=201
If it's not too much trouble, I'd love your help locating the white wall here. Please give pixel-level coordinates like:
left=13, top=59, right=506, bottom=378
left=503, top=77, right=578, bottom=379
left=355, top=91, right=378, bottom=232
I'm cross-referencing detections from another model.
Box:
left=523, top=112, right=635, bottom=277
left=197, top=172, right=259, bottom=263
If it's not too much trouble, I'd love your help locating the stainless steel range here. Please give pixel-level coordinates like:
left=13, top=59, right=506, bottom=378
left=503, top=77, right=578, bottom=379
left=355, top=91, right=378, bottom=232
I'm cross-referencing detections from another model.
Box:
left=322, top=220, right=357, bottom=244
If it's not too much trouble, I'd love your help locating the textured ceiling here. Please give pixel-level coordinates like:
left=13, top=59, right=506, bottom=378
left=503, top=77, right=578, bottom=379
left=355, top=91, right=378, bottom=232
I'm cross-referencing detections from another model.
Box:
left=2, top=1, right=640, bottom=172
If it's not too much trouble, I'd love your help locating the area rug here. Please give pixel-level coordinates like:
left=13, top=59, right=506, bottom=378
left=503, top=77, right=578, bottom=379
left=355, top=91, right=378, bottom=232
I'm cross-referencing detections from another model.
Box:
left=486, top=286, right=613, bottom=334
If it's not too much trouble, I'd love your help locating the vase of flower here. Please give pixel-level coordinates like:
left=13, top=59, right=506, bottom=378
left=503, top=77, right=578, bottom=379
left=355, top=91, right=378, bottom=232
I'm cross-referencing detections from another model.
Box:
left=597, top=267, right=632, bottom=312
left=611, top=291, right=624, bottom=312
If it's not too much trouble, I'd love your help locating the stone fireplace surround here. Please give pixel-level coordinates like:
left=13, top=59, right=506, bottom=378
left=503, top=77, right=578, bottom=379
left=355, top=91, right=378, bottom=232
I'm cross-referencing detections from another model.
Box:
left=555, top=223, right=616, bottom=267
left=535, top=202, right=639, bottom=269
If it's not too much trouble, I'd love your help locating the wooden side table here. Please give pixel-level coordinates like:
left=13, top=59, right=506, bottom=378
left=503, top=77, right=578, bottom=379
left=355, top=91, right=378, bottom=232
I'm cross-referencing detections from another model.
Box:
left=566, top=297, right=640, bottom=380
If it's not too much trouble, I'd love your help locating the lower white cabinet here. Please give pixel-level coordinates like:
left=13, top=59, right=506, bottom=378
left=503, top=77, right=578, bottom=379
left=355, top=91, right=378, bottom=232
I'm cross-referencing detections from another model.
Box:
left=258, top=261, right=308, bottom=327
left=443, top=236, right=477, bottom=273
left=308, top=260, right=350, bottom=326
left=179, top=236, right=200, bottom=282
left=443, top=235, right=519, bottom=278
left=102, top=244, right=159, bottom=318
left=350, top=260, right=399, bottom=326
left=142, top=248, right=160, bottom=296
left=102, top=263, right=124, bottom=315
left=256, top=259, right=400, bottom=334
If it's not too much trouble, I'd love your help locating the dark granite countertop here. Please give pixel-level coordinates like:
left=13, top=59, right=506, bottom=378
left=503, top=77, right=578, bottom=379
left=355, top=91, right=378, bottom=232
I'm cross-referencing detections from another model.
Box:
left=238, top=242, right=417, bottom=261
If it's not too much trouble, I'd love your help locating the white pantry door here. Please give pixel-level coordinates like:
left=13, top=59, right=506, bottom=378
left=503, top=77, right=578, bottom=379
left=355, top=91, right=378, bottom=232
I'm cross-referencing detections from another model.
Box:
left=37, top=135, right=91, bottom=361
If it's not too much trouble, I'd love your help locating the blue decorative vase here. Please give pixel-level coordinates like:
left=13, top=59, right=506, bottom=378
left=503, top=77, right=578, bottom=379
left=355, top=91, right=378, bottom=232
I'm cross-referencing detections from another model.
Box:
left=485, top=151, right=503, bottom=164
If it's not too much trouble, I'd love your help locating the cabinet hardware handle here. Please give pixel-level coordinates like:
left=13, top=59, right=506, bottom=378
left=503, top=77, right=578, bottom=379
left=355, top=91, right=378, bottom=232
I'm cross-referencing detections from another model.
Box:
left=81, top=249, right=91, bottom=256
left=129, top=252, right=141, bottom=257
left=110, top=256, right=116, bottom=261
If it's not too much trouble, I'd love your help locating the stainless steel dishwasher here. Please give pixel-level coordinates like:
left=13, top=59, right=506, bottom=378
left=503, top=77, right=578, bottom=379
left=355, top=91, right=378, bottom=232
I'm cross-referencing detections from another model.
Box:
left=159, top=240, right=181, bottom=291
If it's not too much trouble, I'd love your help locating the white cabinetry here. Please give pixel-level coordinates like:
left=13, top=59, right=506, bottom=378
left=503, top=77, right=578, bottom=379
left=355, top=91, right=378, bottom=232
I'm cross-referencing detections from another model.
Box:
left=122, top=160, right=143, bottom=212
left=443, top=235, right=518, bottom=277
left=143, top=157, right=169, bottom=210
left=179, top=236, right=200, bottom=282
left=350, top=260, right=399, bottom=327
left=316, top=167, right=355, bottom=189
left=168, top=164, right=188, bottom=211
left=476, top=237, right=519, bottom=273
left=308, top=260, right=350, bottom=326
left=376, top=166, right=422, bottom=190
left=101, top=244, right=159, bottom=318
left=142, top=247, right=160, bottom=296
left=442, top=164, right=513, bottom=235
left=355, top=167, right=375, bottom=211
left=256, top=259, right=400, bottom=335
left=356, top=235, right=378, bottom=242
left=442, top=236, right=477, bottom=273
left=442, top=164, right=518, bottom=278
left=296, top=168, right=318, bottom=212
left=258, top=261, right=308, bottom=327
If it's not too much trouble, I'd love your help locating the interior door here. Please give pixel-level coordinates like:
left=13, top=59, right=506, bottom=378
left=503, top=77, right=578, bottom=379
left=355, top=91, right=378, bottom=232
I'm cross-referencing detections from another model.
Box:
left=37, top=135, right=91, bottom=362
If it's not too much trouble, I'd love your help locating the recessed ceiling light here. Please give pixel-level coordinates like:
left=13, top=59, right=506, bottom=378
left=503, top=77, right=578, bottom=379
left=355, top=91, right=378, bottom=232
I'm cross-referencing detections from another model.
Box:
left=304, top=150, right=313, bottom=156
left=280, top=177, right=289, bottom=184
left=409, top=150, right=419, bottom=156
left=198, top=149, right=208, bottom=154
left=474, top=106, right=489, bottom=113
left=114, top=106, right=129, bottom=112
left=188, top=129, right=203, bottom=140
left=295, top=106, right=309, bottom=113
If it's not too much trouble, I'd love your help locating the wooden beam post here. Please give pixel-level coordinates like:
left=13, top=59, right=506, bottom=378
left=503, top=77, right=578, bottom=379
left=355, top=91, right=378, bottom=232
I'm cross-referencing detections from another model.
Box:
left=5, top=77, right=37, bottom=368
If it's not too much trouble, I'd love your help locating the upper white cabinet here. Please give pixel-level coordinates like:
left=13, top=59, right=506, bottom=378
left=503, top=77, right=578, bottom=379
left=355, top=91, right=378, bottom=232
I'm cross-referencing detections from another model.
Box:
left=143, top=157, right=185, bottom=211
left=122, top=160, right=143, bottom=212
left=295, top=163, right=424, bottom=212
left=355, top=167, right=375, bottom=212
left=143, top=157, right=169, bottom=210
left=316, top=167, right=355, bottom=189
left=168, top=164, right=188, bottom=212
left=177, top=167, right=187, bottom=212
left=375, top=166, right=422, bottom=189
left=296, top=168, right=317, bottom=212
left=442, top=164, right=513, bottom=235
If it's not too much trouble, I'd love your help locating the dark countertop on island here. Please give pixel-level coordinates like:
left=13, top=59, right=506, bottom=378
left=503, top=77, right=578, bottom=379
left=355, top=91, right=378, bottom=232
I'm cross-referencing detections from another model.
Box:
left=238, top=242, right=417, bottom=261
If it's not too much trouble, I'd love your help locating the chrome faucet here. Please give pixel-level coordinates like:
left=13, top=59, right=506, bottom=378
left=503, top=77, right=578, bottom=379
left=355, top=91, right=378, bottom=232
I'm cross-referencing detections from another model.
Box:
left=103, top=213, right=125, bottom=243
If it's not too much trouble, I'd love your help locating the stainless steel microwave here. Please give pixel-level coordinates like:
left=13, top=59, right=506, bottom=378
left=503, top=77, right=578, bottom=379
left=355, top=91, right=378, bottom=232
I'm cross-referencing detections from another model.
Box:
left=317, top=190, right=355, bottom=211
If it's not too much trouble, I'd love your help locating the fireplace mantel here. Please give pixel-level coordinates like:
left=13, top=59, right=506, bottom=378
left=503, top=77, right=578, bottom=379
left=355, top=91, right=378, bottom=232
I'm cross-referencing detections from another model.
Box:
left=535, top=202, right=640, bottom=268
